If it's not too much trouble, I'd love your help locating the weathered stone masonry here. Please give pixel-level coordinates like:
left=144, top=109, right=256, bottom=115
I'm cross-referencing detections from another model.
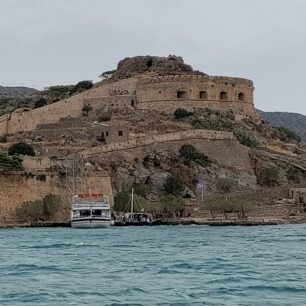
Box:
left=0, top=70, right=256, bottom=136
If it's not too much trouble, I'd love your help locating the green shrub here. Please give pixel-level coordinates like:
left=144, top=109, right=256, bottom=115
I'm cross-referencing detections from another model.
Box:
left=82, top=104, right=93, bottom=116
left=16, top=194, right=61, bottom=222
left=97, top=113, right=112, bottom=122
left=273, top=126, right=301, bottom=142
left=233, top=131, right=258, bottom=147
left=179, top=144, right=210, bottom=167
left=173, top=108, right=193, bottom=119
left=164, top=174, right=184, bottom=195
left=257, top=167, right=280, bottom=187
left=159, top=196, right=184, bottom=215
left=0, top=152, right=23, bottom=171
left=8, top=143, right=35, bottom=156
left=191, top=118, right=234, bottom=131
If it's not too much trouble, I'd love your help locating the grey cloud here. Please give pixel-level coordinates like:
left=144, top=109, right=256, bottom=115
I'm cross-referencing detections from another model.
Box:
left=0, top=0, right=305, bottom=114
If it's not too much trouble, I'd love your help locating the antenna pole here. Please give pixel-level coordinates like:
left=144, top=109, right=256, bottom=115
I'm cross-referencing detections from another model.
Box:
left=131, top=188, right=134, bottom=215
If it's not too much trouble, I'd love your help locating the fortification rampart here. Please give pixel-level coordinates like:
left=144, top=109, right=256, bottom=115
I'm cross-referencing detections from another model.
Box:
left=0, top=173, right=114, bottom=222
left=81, top=129, right=235, bottom=156
left=80, top=129, right=253, bottom=174
left=0, top=71, right=256, bottom=137
left=136, top=74, right=255, bottom=115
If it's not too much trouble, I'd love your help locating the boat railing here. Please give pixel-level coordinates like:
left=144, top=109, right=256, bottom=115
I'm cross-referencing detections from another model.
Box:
left=72, top=203, right=110, bottom=209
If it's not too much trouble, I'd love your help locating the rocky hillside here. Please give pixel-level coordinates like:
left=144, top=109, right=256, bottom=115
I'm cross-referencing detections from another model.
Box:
left=258, top=109, right=306, bottom=141
left=100, top=55, right=207, bottom=81
left=0, top=86, right=37, bottom=99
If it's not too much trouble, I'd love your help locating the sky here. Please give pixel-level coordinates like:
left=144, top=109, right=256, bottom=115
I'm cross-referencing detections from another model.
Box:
left=0, top=0, right=306, bottom=114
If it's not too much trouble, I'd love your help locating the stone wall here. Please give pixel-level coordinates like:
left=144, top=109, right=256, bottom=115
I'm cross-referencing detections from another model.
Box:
left=136, top=75, right=255, bottom=115
left=0, top=72, right=256, bottom=136
left=81, top=129, right=253, bottom=174
left=0, top=173, right=114, bottom=222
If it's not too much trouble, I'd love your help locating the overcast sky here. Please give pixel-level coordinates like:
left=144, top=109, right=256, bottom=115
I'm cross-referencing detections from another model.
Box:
left=1, top=0, right=306, bottom=114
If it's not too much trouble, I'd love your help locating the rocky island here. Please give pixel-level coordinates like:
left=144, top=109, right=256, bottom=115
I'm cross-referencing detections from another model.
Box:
left=0, top=55, right=305, bottom=226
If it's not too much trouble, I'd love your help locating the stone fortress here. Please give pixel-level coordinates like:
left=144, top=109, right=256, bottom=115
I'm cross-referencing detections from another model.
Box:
left=1, top=56, right=306, bottom=224
left=0, top=55, right=256, bottom=138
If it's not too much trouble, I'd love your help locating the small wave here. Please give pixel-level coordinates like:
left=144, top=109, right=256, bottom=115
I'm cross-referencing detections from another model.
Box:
left=27, top=242, right=100, bottom=249
left=246, top=285, right=306, bottom=293
left=171, top=262, right=195, bottom=269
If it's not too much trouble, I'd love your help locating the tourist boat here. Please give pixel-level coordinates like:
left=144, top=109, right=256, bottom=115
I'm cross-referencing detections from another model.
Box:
left=71, top=192, right=111, bottom=228
left=114, top=188, right=153, bottom=226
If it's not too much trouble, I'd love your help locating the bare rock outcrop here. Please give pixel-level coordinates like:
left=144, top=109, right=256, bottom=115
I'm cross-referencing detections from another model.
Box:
left=105, top=55, right=207, bottom=81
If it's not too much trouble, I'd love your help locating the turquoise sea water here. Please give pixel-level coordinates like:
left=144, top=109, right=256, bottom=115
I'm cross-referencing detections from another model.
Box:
left=0, top=225, right=306, bottom=306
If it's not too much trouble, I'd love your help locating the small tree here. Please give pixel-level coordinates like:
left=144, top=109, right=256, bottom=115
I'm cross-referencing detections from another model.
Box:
left=82, top=104, right=93, bottom=116
left=132, top=182, right=151, bottom=198
left=216, top=178, right=235, bottom=194
left=114, top=192, right=130, bottom=212
left=206, top=198, right=224, bottom=219
left=42, top=194, right=61, bottom=220
left=8, top=143, right=35, bottom=156
left=164, top=174, right=184, bottom=196
left=34, top=98, right=47, bottom=109
left=71, top=80, right=93, bottom=95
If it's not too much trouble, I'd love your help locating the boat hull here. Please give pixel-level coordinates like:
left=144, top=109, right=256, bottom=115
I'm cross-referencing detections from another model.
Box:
left=71, top=218, right=111, bottom=229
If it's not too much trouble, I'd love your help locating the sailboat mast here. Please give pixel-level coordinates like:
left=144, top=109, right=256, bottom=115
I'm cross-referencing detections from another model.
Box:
left=131, top=188, right=134, bottom=215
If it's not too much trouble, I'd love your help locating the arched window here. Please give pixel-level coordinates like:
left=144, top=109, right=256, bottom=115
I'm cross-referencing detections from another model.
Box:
left=220, top=91, right=227, bottom=100
left=177, top=91, right=187, bottom=99
left=238, top=92, right=245, bottom=101
left=131, top=99, right=135, bottom=107
left=199, top=91, right=208, bottom=99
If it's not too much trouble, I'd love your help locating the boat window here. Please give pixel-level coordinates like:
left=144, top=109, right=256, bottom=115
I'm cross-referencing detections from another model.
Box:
left=80, top=210, right=90, bottom=217
left=92, top=209, right=102, bottom=216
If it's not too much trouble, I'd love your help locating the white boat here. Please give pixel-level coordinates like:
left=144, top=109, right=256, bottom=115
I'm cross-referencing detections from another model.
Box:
left=71, top=192, right=111, bottom=228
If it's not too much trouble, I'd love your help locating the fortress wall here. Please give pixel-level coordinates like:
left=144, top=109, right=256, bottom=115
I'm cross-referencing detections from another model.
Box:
left=0, top=173, right=114, bottom=222
left=80, top=129, right=235, bottom=157
left=83, top=95, right=137, bottom=111
left=83, top=130, right=253, bottom=174
left=136, top=75, right=255, bottom=115
left=0, top=174, right=68, bottom=221
left=0, top=78, right=139, bottom=136
left=136, top=100, right=256, bottom=115
left=80, top=129, right=253, bottom=173
left=33, top=127, right=94, bottom=141
left=0, top=93, right=88, bottom=136
left=90, top=77, right=138, bottom=98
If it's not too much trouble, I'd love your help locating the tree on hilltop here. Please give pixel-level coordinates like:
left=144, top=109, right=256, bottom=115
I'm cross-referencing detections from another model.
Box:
left=34, top=98, right=47, bottom=109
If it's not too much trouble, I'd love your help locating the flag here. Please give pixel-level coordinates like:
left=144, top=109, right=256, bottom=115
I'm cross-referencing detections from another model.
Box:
left=196, top=182, right=204, bottom=189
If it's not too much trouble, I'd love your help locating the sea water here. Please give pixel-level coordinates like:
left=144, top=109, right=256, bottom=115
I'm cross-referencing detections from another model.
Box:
left=0, top=225, right=306, bottom=306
